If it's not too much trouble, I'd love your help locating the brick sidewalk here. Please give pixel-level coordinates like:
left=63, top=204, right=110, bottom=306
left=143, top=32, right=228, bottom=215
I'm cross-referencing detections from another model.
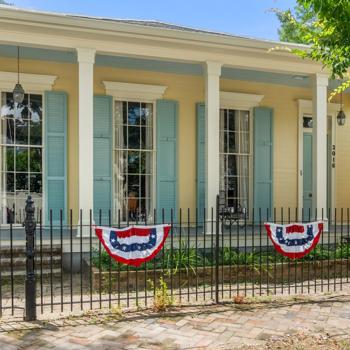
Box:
left=1, top=293, right=350, bottom=349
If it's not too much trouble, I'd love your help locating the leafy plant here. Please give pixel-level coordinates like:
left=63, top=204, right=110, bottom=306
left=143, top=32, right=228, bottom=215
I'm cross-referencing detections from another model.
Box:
left=148, top=277, right=173, bottom=311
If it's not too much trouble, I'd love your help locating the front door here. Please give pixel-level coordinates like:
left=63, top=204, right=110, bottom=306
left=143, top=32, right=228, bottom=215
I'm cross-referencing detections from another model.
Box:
left=302, top=116, right=333, bottom=216
left=303, top=133, right=313, bottom=215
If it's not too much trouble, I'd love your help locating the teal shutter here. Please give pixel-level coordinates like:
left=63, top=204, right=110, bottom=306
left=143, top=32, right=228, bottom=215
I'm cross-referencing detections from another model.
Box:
left=44, top=91, right=67, bottom=224
left=156, top=100, right=178, bottom=222
left=253, top=107, right=273, bottom=221
left=196, top=103, right=205, bottom=224
left=93, top=95, right=113, bottom=224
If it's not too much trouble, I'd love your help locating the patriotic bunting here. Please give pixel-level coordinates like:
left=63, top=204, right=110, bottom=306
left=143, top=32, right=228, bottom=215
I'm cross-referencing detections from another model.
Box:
left=95, top=224, right=170, bottom=267
left=265, top=221, right=323, bottom=259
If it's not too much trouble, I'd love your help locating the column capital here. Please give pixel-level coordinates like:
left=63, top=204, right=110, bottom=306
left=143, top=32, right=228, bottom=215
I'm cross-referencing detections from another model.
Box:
left=205, top=61, right=222, bottom=76
left=76, top=48, right=96, bottom=64
left=313, top=72, right=329, bottom=87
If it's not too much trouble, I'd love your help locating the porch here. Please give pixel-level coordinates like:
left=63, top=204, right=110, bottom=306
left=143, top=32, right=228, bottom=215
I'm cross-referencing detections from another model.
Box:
left=0, top=6, right=349, bottom=232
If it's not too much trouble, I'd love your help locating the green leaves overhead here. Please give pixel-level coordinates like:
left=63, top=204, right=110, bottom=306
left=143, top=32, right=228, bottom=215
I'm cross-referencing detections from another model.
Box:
left=276, top=0, right=350, bottom=85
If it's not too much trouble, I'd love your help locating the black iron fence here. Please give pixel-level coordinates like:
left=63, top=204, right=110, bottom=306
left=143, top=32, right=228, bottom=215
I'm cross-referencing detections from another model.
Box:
left=0, top=196, right=350, bottom=320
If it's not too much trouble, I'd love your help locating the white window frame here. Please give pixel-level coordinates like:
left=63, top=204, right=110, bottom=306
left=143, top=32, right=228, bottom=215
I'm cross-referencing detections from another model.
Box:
left=0, top=71, right=56, bottom=227
left=297, top=99, right=338, bottom=216
left=103, top=81, right=167, bottom=222
left=219, top=91, right=264, bottom=220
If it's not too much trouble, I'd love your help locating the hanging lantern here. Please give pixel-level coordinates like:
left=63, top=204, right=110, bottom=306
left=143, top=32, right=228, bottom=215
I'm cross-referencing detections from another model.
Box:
left=337, top=91, right=346, bottom=126
left=13, top=46, right=25, bottom=104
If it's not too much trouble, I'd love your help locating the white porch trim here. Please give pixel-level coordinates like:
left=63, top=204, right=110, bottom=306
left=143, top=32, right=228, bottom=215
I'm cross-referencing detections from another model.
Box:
left=220, top=91, right=264, bottom=110
left=0, top=71, right=56, bottom=92
left=205, top=61, right=222, bottom=213
left=103, top=81, right=167, bottom=101
left=77, top=47, right=95, bottom=233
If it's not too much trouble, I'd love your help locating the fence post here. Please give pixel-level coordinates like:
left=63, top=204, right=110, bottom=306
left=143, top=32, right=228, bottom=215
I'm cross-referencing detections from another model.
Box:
left=24, top=195, right=36, bottom=321
left=215, top=194, right=220, bottom=304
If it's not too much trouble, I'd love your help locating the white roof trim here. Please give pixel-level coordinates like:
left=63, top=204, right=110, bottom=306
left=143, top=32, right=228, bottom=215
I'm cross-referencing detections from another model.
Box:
left=0, top=71, right=57, bottom=92
left=220, top=91, right=264, bottom=110
left=298, top=99, right=339, bottom=114
left=103, top=81, right=167, bottom=101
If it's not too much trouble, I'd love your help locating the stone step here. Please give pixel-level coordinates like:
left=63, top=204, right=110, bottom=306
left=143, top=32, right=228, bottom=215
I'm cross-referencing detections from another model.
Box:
left=0, top=256, right=61, bottom=269
left=0, top=245, right=62, bottom=257
left=0, top=268, right=62, bottom=279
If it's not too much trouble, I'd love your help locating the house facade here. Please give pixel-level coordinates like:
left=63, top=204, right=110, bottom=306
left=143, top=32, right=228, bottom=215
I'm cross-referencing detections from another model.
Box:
left=0, top=6, right=349, bottom=227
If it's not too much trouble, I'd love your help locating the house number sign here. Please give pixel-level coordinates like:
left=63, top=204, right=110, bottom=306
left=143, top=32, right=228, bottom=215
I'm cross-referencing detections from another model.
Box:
left=332, top=145, right=336, bottom=168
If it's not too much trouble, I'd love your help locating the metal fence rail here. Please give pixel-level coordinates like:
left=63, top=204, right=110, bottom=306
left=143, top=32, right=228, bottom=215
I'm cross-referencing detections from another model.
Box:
left=0, top=196, right=349, bottom=320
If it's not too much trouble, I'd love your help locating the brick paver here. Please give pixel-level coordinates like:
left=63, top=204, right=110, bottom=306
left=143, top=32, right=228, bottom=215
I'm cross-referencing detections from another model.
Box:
left=1, top=293, right=350, bottom=349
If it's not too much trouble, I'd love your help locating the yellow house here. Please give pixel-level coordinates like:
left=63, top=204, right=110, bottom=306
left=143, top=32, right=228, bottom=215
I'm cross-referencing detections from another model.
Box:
left=0, top=5, right=349, bottom=227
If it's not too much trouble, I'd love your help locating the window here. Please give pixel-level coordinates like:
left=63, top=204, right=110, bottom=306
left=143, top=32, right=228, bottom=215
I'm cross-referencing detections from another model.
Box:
left=0, top=92, right=43, bottom=224
left=219, top=109, right=250, bottom=212
left=114, top=101, right=154, bottom=222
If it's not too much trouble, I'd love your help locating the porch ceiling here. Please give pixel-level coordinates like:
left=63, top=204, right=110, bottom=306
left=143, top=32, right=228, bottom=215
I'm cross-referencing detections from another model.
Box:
left=0, top=43, right=311, bottom=89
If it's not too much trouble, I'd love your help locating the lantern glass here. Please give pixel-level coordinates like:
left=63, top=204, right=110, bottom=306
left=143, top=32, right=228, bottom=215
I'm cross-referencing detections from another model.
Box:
left=13, top=83, right=25, bottom=104
left=337, top=110, right=346, bottom=126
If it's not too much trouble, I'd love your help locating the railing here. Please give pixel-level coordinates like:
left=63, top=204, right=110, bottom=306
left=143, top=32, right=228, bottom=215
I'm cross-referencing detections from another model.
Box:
left=0, top=196, right=350, bottom=320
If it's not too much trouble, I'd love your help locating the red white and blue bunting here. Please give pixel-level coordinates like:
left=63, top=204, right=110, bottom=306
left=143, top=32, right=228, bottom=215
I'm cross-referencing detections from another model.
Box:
left=95, top=224, right=171, bottom=267
left=265, top=222, right=323, bottom=259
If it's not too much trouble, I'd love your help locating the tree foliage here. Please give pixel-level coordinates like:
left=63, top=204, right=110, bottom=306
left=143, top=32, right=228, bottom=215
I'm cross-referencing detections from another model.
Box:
left=276, top=0, right=350, bottom=86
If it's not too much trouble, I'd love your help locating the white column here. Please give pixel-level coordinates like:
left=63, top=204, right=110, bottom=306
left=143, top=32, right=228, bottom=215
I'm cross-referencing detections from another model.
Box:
left=77, top=48, right=96, bottom=230
left=205, top=61, right=222, bottom=213
left=312, top=73, right=328, bottom=217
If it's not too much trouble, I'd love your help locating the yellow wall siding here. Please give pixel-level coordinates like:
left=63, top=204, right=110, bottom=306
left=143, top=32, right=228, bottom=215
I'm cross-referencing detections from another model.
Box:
left=221, top=79, right=312, bottom=210
left=335, top=94, right=350, bottom=209
left=3, top=55, right=350, bottom=216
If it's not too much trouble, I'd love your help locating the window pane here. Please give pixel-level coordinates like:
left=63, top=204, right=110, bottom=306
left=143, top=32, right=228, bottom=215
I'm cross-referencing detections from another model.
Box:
left=128, top=126, right=140, bottom=149
left=220, top=109, right=225, bottom=131
left=115, top=150, right=127, bottom=174
left=115, top=101, right=123, bottom=125
left=29, top=94, right=42, bottom=123
left=122, top=102, right=127, bottom=124
left=2, top=118, right=14, bottom=144
left=228, top=132, right=238, bottom=153
left=140, top=175, right=152, bottom=198
left=128, top=175, right=140, bottom=197
left=30, top=174, right=42, bottom=193
left=141, top=103, right=152, bottom=126
left=240, top=111, right=249, bottom=132
left=240, top=132, right=250, bottom=154
left=228, top=110, right=238, bottom=131
left=30, top=148, right=42, bottom=173
left=140, top=152, right=152, bottom=175
left=16, top=173, right=28, bottom=191
left=2, top=147, right=14, bottom=172
left=127, top=151, right=140, bottom=174
left=303, top=116, right=313, bottom=128
left=15, top=119, right=29, bottom=145
left=16, top=147, right=28, bottom=172
left=226, top=177, right=238, bottom=198
left=29, top=119, right=42, bottom=145
left=115, top=125, right=124, bottom=149
left=128, top=102, right=140, bottom=125
left=123, top=126, right=128, bottom=148
left=3, top=173, right=14, bottom=192
left=227, top=155, right=238, bottom=176
left=141, top=127, right=153, bottom=150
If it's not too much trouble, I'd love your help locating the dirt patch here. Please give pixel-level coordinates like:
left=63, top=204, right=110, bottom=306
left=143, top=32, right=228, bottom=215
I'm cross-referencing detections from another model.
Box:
left=240, top=332, right=350, bottom=350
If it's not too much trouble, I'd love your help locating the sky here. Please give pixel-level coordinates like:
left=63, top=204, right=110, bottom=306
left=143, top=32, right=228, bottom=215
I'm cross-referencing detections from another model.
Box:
left=9, top=0, right=297, bottom=41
